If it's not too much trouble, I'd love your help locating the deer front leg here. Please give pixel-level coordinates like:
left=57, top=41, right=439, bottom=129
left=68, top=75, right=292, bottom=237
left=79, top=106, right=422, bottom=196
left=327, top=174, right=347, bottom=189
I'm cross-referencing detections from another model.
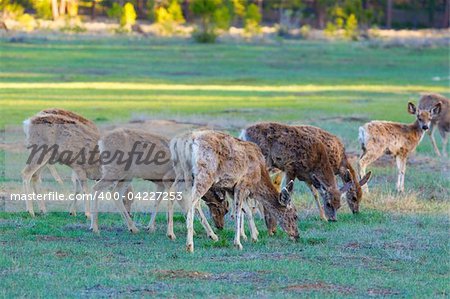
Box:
left=441, top=130, right=448, bottom=158
left=307, top=183, right=327, bottom=221
left=195, top=202, right=219, bottom=241
left=233, top=187, right=249, bottom=250
left=395, top=156, right=407, bottom=193
left=147, top=183, right=164, bottom=232
left=90, top=179, right=113, bottom=233
left=428, top=125, right=441, bottom=157
left=166, top=197, right=176, bottom=240
left=112, top=181, right=138, bottom=234
left=242, top=201, right=258, bottom=242
left=69, top=172, right=80, bottom=216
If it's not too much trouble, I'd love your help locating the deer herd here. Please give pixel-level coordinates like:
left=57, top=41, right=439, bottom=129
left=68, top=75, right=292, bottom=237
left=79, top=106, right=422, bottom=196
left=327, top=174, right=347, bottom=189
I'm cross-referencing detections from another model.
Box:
left=20, top=93, right=449, bottom=252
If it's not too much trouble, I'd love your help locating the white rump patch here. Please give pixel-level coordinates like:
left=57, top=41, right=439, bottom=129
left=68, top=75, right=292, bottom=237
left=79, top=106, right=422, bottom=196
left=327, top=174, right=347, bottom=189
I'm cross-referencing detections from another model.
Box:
left=358, top=126, right=367, bottom=146
left=22, top=119, right=31, bottom=140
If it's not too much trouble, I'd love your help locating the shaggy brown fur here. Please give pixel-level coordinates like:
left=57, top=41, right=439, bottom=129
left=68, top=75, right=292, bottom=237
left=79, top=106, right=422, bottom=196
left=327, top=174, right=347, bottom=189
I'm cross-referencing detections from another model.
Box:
left=241, top=122, right=352, bottom=222
left=359, top=101, right=442, bottom=192
left=418, top=93, right=449, bottom=157
left=171, top=130, right=299, bottom=252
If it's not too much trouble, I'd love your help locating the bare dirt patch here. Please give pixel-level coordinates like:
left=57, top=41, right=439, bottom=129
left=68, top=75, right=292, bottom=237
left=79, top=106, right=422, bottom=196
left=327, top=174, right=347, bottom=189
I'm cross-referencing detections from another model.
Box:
left=367, top=288, right=401, bottom=296
left=155, top=269, right=211, bottom=279
left=284, top=281, right=355, bottom=294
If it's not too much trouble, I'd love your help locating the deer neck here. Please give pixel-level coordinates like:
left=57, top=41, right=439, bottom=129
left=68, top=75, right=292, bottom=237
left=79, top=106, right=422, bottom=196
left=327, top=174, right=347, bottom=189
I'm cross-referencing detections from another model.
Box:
left=409, top=119, right=425, bottom=143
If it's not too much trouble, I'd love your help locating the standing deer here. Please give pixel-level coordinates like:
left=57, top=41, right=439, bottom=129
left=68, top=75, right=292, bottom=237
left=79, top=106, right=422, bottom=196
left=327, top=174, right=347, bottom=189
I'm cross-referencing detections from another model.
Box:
left=171, top=130, right=299, bottom=252
left=240, top=123, right=354, bottom=222
left=89, top=127, right=222, bottom=241
left=22, top=110, right=101, bottom=217
left=358, top=101, right=442, bottom=192
left=418, top=93, right=449, bottom=157
left=22, top=108, right=133, bottom=217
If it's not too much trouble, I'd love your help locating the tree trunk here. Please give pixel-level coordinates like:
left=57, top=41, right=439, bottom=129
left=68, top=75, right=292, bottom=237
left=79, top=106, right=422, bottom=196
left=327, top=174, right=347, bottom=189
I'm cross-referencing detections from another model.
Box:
left=136, top=0, right=145, bottom=19
left=444, top=0, right=449, bottom=28
left=51, top=0, right=59, bottom=20
left=91, top=0, right=96, bottom=20
left=59, top=0, right=66, bottom=16
left=314, top=1, right=326, bottom=29
left=386, top=0, right=392, bottom=29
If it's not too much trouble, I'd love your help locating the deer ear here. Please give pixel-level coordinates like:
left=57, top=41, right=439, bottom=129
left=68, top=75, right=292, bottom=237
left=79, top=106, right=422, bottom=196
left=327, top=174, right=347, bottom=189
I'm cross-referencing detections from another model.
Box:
left=311, top=174, right=326, bottom=190
left=407, top=102, right=417, bottom=115
left=359, top=171, right=372, bottom=187
left=279, top=187, right=292, bottom=207
left=431, top=102, right=442, bottom=116
left=285, top=180, right=294, bottom=191
left=340, top=181, right=352, bottom=193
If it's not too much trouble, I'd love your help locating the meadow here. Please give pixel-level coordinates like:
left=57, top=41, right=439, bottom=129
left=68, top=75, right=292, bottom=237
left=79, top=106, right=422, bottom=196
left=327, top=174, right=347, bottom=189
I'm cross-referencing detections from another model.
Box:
left=0, top=35, right=449, bottom=297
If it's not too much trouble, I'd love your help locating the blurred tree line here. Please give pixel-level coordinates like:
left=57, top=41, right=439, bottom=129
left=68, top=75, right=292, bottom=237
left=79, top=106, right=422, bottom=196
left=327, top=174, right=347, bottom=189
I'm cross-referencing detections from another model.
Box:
left=1, top=0, right=449, bottom=30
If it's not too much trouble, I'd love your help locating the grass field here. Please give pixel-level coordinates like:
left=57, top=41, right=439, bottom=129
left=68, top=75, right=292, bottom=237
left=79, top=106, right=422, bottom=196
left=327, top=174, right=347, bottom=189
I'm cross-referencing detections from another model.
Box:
left=0, top=35, right=449, bottom=297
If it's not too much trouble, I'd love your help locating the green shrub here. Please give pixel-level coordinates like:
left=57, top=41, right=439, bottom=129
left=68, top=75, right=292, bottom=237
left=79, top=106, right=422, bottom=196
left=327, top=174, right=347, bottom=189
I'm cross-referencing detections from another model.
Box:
left=17, top=13, right=36, bottom=31
left=324, top=21, right=337, bottom=38
left=154, top=1, right=185, bottom=36
left=244, top=3, right=261, bottom=35
left=344, top=13, right=358, bottom=40
left=120, top=2, right=137, bottom=30
left=299, top=24, right=311, bottom=39
left=190, top=0, right=222, bottom=43
left=32, top=0, right=52, bottom=19
left=107, top=2, right=122, bottom=20
left=213, top=4, right=230, bottom=30
left=2, top=2, right=24, bottom=19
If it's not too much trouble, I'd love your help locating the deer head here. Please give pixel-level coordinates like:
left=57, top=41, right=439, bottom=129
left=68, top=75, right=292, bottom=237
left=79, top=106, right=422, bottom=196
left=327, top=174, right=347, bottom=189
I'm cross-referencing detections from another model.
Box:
left=342, top=170, right=372, bottom=214
left=408, top=101, right=442, bottom=131
left=311, top=174, right=347, bottom=222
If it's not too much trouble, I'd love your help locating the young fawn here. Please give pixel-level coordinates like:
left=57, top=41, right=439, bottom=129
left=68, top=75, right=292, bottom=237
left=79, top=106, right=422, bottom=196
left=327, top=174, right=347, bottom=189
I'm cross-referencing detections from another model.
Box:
left=358, top=101, right=442, bottom=192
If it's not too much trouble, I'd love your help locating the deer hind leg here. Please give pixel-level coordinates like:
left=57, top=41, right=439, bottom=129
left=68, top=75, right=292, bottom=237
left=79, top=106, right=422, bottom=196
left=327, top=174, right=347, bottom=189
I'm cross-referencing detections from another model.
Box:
left=395, top=156, right=407, bottom=193
left=307, top=183, right=327, bottom=221
left=123, top=184, right=133, bottom=217
left=22, top=158, right=50, bottom=217
left=30, top=168, right=47, bottom=215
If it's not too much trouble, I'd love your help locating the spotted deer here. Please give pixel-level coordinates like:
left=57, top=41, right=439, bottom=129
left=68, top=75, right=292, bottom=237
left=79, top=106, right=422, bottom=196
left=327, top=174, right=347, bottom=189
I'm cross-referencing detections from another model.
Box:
left=170, top=130, right=299, bottom=252
left=418, top=93, right=449, bottom=157
left=358, top=101, right=442, bottom=192
left=240, top=123, right=355, bottom=222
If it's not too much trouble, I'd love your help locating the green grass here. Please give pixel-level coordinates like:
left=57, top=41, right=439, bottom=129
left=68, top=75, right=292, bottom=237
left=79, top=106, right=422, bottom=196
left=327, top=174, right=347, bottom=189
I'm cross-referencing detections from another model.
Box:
left=0, top=35, right=449, bottom=297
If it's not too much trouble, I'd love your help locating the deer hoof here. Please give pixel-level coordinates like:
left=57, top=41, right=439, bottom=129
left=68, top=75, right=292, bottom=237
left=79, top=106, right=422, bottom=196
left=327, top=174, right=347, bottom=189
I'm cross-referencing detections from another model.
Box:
left=129, top=227, right=139, bottom=234
left=186, top=244, right=194, bottom=253
left=167, top=233, right=176, bottom=240
left=209, top=234, right=219, bottom=242
left=234, top=243, right=243, bottom=250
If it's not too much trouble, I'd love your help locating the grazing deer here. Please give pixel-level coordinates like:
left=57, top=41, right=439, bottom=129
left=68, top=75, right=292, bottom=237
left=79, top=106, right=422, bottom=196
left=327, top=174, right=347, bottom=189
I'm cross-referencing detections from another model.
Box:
left=418, top=93, right=449, bottom=157
left=22, top=110, right=101, bottom=217
left=171, top=130, right=299, bottom=252
left=240, top=123, right=353, bottom=222
left=89, top=128, right=221, bottom=241
left=22, top=108, right=133, bottom=217
left=358, top=101, right=442, bottom=192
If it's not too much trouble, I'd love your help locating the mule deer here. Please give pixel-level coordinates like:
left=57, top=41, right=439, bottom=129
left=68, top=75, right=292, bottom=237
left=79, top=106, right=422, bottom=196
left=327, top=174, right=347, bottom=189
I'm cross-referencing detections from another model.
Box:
left=89, top=128, right=220, bottom=241
left=418, top=93, right=449, bottom=157
left=358, top=101, right=442, bottom=192
left=171, top=130, right=299, bottom=252
left=241, top=123, right=354, bottom=222
left=22, top=108, right=133, bottom=217
left=22, top=110, right=101, bottom=217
